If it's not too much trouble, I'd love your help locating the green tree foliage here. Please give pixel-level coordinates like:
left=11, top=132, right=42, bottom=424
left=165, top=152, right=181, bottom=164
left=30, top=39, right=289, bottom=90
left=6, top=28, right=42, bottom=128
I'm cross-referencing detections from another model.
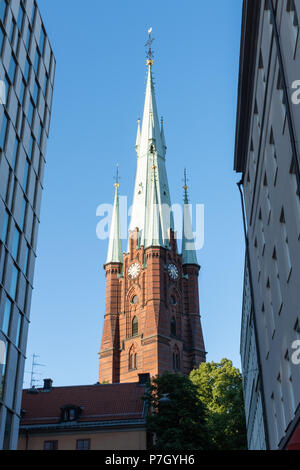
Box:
left=190, top=358, right=247, bottom=450
left=145, top=371, right=210, bottom=450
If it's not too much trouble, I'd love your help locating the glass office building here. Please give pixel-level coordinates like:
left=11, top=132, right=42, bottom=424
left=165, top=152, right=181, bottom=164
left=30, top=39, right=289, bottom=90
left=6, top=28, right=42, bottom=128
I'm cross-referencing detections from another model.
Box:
left=0, top=0, right=55, bottom=449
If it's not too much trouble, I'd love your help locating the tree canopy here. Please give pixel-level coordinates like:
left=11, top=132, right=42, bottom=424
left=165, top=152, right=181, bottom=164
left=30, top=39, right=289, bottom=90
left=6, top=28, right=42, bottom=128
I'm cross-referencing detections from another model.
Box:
left=145, top=371, right=210, bottom=450
left=190, top=358, right=247, bottom=450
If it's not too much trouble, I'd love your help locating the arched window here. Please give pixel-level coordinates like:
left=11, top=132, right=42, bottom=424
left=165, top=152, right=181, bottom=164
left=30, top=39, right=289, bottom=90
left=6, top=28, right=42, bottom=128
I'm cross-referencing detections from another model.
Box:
left=129, top=345, right=138, bottom=371
left=131, top=295, right=139, bottom=305
left=173, top=346, right=180, bottom=371
left=134, top=353, right=138, bottom=370
left=170, top=317, right=176, bottom=337
left=132, top=316, right=138, bottom=336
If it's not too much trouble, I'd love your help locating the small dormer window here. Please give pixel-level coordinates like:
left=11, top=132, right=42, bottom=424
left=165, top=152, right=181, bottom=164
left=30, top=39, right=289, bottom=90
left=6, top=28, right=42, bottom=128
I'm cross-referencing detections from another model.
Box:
left=61, top=405, right=81, bottom=422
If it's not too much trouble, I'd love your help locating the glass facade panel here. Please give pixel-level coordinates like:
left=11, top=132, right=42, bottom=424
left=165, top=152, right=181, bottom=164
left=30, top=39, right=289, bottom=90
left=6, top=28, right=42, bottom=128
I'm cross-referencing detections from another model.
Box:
left=1, top=210, right=9, bottom=243
left=0, top=339, right=7, bottom=400
left=0, top=1, right=7, bottom=24
left=15, top=312, right=22, bottom=347
left=10, top=265, right=19, bottom=300
left=0, top=0, right=55, bottom=450
left=2, top=298, right=12, bottom=337
left=17, top=6, right=24, bottom=32
left=12, top=227, right=20, bottom=261
left=0, top=26, right=4, bottom=53
left=8, top=56, right=16, bottom=85
left=0, top=114, right=8, bottom=150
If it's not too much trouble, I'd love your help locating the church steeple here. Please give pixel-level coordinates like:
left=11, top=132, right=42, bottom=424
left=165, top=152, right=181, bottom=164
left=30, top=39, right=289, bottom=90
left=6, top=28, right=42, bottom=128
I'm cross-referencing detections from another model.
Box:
left=145, top=158, right=163, bottom=248
left=182, top=169, right=199, bottom=266
left=129, top=44, right=174, bottom=248
left=99, top=31, right=206, bottom=385
left=106, top=166, right=123, bottom=265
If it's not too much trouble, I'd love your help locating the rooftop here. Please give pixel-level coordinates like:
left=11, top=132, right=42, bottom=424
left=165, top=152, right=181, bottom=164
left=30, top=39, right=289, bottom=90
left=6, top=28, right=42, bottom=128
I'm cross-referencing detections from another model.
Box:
left=20, top=381, right=147, bottom=429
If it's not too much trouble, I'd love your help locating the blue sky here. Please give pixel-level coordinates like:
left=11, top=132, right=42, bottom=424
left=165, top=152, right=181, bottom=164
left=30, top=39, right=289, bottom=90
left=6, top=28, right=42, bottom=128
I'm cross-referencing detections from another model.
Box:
left=24, top=0, right=244, bottom=387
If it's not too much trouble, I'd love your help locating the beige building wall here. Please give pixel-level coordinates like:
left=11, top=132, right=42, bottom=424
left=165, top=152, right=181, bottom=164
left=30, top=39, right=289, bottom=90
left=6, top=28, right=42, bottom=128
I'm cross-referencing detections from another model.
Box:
left=18, top=429, right=147, bottom=450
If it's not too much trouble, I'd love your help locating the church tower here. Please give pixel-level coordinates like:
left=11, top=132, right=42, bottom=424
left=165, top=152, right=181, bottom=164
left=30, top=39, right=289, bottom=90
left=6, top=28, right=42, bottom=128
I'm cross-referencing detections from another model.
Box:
left=99, top=32, right=206, bottom=383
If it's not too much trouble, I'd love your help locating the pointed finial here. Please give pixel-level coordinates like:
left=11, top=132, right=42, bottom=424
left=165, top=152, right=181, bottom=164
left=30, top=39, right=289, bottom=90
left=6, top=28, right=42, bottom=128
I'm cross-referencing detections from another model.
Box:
left=114, top=163, right=120, bottom=188
left=145, top=27, right=155, bottom=66
left=183, top=168, right=189, bottom=203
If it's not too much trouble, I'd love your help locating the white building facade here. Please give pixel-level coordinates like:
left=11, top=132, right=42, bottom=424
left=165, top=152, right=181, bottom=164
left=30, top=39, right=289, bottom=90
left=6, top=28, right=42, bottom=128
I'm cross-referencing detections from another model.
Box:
left=235, top=0, right=300, bottom=450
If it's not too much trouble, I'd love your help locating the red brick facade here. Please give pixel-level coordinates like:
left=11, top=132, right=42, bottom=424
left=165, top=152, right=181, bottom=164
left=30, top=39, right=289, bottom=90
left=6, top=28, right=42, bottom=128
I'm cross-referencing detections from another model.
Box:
left=99, top=229, right=206, bottom=383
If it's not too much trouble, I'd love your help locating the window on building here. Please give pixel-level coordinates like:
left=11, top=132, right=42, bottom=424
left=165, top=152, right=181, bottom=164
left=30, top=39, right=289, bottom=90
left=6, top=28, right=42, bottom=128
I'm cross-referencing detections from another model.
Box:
left=33, top=80, right=39, bottom=105
left=0, top=0, right=7, bottom=24
left=8, top=55, right=17, bottom=85
left=24, top=243, right=30, bottom=276
left=134, top=353, right=138, bottom=370
left=0, top=25, right=4, bottom=54
left=132, top=316, right=138, bottom=336
left=20, top=197, right=27, bottom=231
left=76, top=439, right=90, bottom=451
left=9, top=20, right=15, bottom=44
left=129, top=345, right=137, bottom=371
left=24, top=57, right=30, bottom=83
left=19, top=79, right=26, bottom=107
left=37, top=123, right=43, bottom=148
left=0, top=113, right=8, bottom=150
left=2, top=410, right=13, bottom=450
left=61, top=405, right=81, bottom=422
left=44, top=440, right=58, bottom=451
left=131, top=295, right=138, bottom=305
left=28, top=99, right=34, bottom=126
left=31, top=3, right=36, bottom=26
left=11, top=138, right=19, bottom=170
left=10, top=264, right=19, bottom=300
left=23, top=159, right=30, bottom=191
left=1, top=210, right=9, bottom=244
left=43, top=73, right=48, bottom=97
left=25, top=26, right=31, bottom=50
left=15, top=311, right=22, bottom=348
left=2, top=298, right=12, bottom=337
left=12, top=226, right=20, bottom=261
left=34, top=50, right=40, bottom=75
left=170, top=317, right=176, bottom=337
left=17, top=5, right=24, bottom=32
left=173, top=346, right=180, bottom=371
left=28, top=135, right=34, bottom=160
left=39, top=27, right=46, bottom=55
left=0, top=339, right=8, bottom=401
left=287, top=0, right=299, bottom=48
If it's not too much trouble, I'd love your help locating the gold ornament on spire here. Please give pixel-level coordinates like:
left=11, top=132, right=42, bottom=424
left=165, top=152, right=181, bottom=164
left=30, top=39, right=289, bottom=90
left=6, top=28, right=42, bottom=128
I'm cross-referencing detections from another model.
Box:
left=145, top=27, right=155, bottom=66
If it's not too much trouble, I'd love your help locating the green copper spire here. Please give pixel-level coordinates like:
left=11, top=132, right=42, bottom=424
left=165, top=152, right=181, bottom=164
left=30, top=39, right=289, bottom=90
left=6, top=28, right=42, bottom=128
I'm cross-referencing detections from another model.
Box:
left=128, top=31, right=174, bottom=250
left=182, top=169, right=198, bottom=266
left=106, top=166, right=123, bottom=264
left=145, top=158, right=163, bottom=248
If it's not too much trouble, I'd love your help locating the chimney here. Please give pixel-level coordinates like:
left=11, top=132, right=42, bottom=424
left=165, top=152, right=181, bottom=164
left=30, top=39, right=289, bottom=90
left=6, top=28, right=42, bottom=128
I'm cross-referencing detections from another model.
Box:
left=43, top=378, right=53, bottom=391
left=138, top=373, right=150, bottom=385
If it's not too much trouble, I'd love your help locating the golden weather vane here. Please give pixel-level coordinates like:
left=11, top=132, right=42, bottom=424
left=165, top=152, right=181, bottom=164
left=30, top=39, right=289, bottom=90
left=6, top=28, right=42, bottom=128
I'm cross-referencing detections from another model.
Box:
left=145, top=27, right=155, bottom=66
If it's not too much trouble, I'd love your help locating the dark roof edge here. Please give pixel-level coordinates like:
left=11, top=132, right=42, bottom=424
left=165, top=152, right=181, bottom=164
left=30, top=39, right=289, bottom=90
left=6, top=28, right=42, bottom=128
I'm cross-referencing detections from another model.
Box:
left=19, top=418, right=147, bottom=434
left=234, top=0, right=261, bottom=173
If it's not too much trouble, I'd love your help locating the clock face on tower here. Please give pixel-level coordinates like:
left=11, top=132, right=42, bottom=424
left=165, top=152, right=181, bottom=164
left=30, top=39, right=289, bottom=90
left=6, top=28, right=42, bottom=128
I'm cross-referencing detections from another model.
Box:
left=128, top=263, right=141, bottom=280
left=168, top=263, right=179, bottom=280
